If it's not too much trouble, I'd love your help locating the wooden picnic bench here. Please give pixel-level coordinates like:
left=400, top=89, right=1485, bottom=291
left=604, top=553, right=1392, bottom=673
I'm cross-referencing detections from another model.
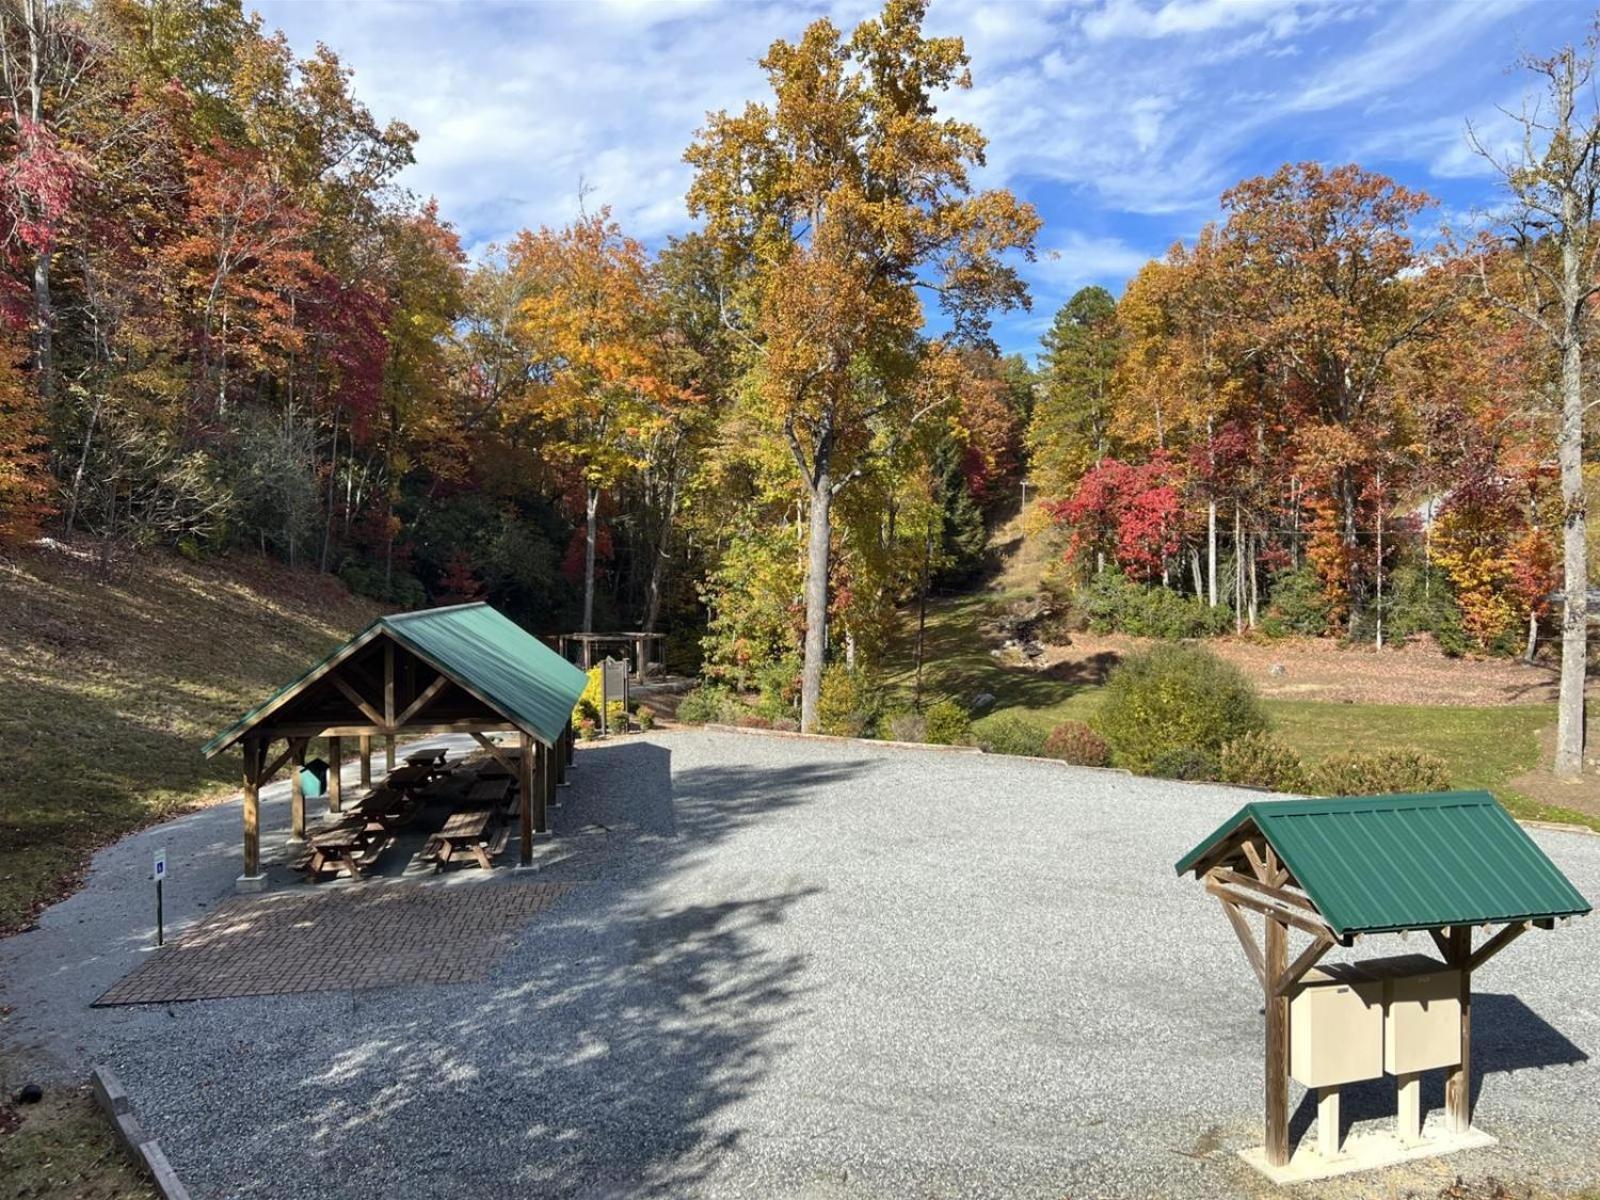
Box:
left=384, top=763, right=438, bottom=791
left=301, top=824, right=393, bottom=880
left=466, top=776, right=515, bottom=819
left=356, top=786, right=423, bottom=831
left=404, top=748, right=449, bottom=767
left=422, top=806, right=507, bottom=871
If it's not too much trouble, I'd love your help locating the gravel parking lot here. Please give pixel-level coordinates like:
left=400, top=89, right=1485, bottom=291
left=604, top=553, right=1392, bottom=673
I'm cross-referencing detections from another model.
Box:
left=3, top=729, right=1597, bottom=1199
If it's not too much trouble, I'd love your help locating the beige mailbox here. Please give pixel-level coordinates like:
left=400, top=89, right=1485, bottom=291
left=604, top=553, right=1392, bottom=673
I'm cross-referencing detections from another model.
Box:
left=1360, top=954, right=1463, bottom=1074
left=1289, top=965, right=1385, bottom=1088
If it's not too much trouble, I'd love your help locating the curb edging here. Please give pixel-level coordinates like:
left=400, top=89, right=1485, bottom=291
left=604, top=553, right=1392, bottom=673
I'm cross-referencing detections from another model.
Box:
left=90, top=1065, right=191, bottom=1200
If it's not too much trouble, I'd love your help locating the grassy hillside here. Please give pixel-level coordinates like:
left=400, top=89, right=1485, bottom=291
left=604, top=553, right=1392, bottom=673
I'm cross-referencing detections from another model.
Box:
left=886, top=532, right=1600, bottom=835
left=0, top=541, right=383, bottom=934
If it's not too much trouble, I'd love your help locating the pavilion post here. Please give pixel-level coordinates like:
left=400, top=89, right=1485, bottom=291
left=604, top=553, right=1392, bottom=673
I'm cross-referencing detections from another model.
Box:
left=385, top=734, right=396, bottom=774
left=1445, top=925, right=1474, bottom=1132
left=384, top=639, right=396, bottom=773
left=565, top=720, right=575, bottom=767
left=557, top=720, right=570, bottom=787
left=359, top=734, right=371, bottom=787
left=327, top=736, right=342, bottom=813
left=534, top=741, right=550, bottom=833
left=545, top=735, right=560, bottom=809
left=518, top=731, right=535, bottom=866
left=289, top=737, right=307, bottom=841
left=242, top=737, right=262, bottom=880
left=1264, top=914, right=1290, bottom=1167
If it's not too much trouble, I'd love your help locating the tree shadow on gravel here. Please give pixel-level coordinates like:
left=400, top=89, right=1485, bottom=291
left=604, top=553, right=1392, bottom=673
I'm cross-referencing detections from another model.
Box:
left=1288, top=992, right=1589, bottom=1149
left=212, top=736, right=871, bottom=1199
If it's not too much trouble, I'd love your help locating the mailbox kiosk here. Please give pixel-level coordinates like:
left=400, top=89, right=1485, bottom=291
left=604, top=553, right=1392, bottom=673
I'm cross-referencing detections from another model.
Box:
left=1176, top=791, right=1590, bottom=1183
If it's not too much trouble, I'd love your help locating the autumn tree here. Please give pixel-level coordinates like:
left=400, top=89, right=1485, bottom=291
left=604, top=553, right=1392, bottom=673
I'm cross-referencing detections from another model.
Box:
left=1029, top=286, right=1121, bottom=496
left=1470, top=30, right=1600, bottom=776
left=686, top=0, right=1038, bottom=730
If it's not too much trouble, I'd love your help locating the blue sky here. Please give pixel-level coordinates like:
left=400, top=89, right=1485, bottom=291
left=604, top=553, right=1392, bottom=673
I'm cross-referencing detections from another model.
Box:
left=256, top=0, right=1593, bottom=358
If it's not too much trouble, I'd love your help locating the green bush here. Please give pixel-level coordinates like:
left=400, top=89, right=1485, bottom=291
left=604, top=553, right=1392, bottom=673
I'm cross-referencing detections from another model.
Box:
left=577, top=718, right=598, bottom=742
left=1150, top=747, right=1219, bottom=781
left=1096, top=643, right=1267, bottom=774
left=1219, top=732, right=1305, bottom=792
left=1361, top=564, right=1471, bottom=657
left=677, top=684, right=736, bottom=725
left=635, top=707, right=655, bottom=731
left=605, top=699, right=628, bottom=732
left=754, top=656, right=801, bottom=720
left=884, top=710, right=930, bottom=744
left=1073, top=569, right=1232, bottom=639
left=923, top=699, right=972, bottom=746
left=817, top=665, right=878, bottom=737
left=1304, top=749, right=1451, bottom=797
left=1043, top=721, right=1110, bottom=767
left=1263, top=565, right=1333, bottom=637
left=572, top=666, right=603, bottom=724
left=978, top=716, right=1047, bottom=757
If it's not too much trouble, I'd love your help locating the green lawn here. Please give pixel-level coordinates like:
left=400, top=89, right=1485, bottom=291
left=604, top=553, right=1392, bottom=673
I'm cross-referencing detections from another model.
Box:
left=886, top=589, right=1600, bottom=834
left=0, top=547, right=382, bottom=934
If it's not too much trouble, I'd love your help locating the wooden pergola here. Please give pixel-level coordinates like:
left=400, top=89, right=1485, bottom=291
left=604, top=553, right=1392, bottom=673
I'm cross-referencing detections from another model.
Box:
left=203, top=603, right=589, bottom=886
left=556, top=631, right=664, bottom=678
left=1176, top=791, right=1591, bottom=1175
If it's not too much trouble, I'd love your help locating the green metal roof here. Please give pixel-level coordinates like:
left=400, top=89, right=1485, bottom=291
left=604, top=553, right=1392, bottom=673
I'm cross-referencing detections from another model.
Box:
left=202, top=602, right=588, bottom=756
left=1175, top=791, right=1592, bottom=936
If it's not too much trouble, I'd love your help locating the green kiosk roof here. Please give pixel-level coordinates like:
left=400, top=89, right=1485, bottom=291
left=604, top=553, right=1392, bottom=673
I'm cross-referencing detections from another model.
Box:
left=1175, top=791, right=1591, bottom=937
left=203, top=602, right=588, bottom=756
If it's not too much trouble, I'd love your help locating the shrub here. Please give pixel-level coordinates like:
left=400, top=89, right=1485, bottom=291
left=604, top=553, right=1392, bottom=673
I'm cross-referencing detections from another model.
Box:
left=1219, top=732, right=1305, bottom=792
left=605, top=699, right=628, bottom=732
left=677, top=684, right=735, bottom=725
left=635, top=707, right=655, bottom=731
left=1304, top=749, right=1451, bottom=797
left=923, top=698, right=972, bottom=746
left=735, top=713, right=773, bottom=729
left=1096, top=643, right=1267, bottom=774
left=817, top=665, right=878, bottom=737
left=754, top=656, right=801, bottom=720
left=577, top=718, right=598, bottom=742
left=1150, top=747, right=1219, bottom=781
left=1263, top=565, right=1333, bottom=637
left=978, top=716, right=1046, bottom=757
left=884, top=710, right=930, bottom=744
left=1363, top=564, right=1471, bottom=657
left=572, top=666, right=603, bottom=724
left=1073, top=569, right=1232, bottom=639
left=1043, top=721, right=1110, bottom=767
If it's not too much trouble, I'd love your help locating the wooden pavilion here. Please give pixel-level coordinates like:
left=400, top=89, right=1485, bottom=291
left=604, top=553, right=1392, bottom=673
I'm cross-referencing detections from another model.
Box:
left=203, top=602, right=588, bottom=887
left=1176, top=791, right=1590, bottom=1180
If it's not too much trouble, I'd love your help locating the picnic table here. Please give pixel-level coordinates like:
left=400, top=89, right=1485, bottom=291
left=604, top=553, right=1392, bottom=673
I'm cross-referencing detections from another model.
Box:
left=302, top=823, right=392, bottom=880
left=384, top=763, right=441, bottom=793
left=357, top=786, right=422, bottom=832
left=404, top=748, right=449, bottom=767
left=466, top=776, right=514, bottom=818
left=422, top=807, right=506, bottom=871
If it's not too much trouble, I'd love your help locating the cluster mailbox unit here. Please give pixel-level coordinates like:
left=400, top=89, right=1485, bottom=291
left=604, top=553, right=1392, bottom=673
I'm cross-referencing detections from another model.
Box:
left=1176, top=791, right=1591, bottom=1183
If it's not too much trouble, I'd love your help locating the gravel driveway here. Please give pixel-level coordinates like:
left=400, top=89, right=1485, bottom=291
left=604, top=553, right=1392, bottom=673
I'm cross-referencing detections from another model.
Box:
left=2, top=730, right=1596, bottom=1199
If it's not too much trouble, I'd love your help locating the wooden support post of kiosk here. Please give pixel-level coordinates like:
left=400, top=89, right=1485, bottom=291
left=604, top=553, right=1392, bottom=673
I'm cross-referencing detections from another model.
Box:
left=1264, top=913, right=1290, bottom=1168
left=289, top=737, right=307, bottom=841
left=1445, top=925, right=1473, bottom=1133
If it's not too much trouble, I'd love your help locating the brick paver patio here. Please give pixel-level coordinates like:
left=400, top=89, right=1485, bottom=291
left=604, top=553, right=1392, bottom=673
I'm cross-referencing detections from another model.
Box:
left=95, top=879, right=577, bottom=1005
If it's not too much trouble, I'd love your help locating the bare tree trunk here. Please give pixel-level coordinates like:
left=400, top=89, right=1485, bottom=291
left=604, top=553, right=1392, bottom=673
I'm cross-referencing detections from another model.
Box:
left=914, top=525, right=932, bottom=709
left=319, top=405, right=340, bottom=574
left=642, top=472, right=681, bottom=633
left=1375, top=466, right=1386, bottom=650
left=583, top=484, right=600, bottom=634
left=800, top=470, right=831, bottom=733
left=1207, top=498, right=1218, bottom=607
left=1556, top=330, right=1587, bottom=775
left=1234, top=500, right=1244, bottom=635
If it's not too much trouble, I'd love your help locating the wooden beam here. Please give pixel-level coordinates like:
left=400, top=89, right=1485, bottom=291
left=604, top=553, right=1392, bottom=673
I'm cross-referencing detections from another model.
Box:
left=1213, top=868, right=1320, bottom=914
left=242, top=737, right=262, bottom=878
left=1468, top=921, right=1530, bottom=972
left=385, top=733, right=396, bottom=773
left=396, top=674, right=452, bottom=726
left=1445, top=925, right=1473, bottom=1132
left=384, top=639, right=395, bottom=725
left=471, top=732, right=520, bottom=778
left=1218, top=898, right=1265, bottom=988
left=1275, top=936, right=1335, bottom=996
left=259, top=741, right=296, bottom=786
left=1429, top=928, right=1452, bottom=960
left=519, top=731, right=535, bottom=866
left=328, top=736, right=342, bottom=814
left=289, top=737, right=307, bottom=840
left=1205, top=879, right=1337, bottom=941
left=1264, top=915, right=1290, bottom=1167
left=534, top=740, right=549, bottom=834
left=545, top=733, right=559, bottom=810
left=259, top=720, right=520, bottom=738
left=359, top=734, right=371, bottom=787
left=332, top=675, right=385, bottom=726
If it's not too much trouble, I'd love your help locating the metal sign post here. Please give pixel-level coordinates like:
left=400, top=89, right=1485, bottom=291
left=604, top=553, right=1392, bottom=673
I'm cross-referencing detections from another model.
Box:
left=153, top=848, right=167, bottom=947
